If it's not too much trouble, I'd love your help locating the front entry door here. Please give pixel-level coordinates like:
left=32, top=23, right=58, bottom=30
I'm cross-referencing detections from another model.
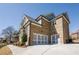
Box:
left=51, top=34, right=59, bottom=44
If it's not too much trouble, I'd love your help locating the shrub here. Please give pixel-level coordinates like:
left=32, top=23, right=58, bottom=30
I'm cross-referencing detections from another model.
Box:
left=0, top=43, right=7, bottom=48
left=2, top=40, right=7, bottom=43
left=66, top=39, right=73, bottom=43
left=21, top=33, right=27, bottom=45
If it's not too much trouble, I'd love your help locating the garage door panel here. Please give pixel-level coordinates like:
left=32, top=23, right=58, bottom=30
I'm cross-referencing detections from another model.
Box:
left=51, top=34, right=59, bottom=44
left=32, top=33, right=48, bottom=45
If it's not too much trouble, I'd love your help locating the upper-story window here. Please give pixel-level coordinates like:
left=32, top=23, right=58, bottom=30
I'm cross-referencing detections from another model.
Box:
left=38, top=19, right=42, bottom=24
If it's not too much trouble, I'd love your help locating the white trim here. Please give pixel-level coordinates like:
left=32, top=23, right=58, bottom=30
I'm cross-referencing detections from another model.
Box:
left=31, top=23, right=42, bottom=27
left=37, top=16, right=50, bottom=22
left=33, top=33, right=48, bottom=36
left=62, top=16, right=70, bottom=24
left=25, top=25, right=30, bottom=45
left=23, top=17, right=29, bottom=26
left=55, top=15, right=70, bottom=24
left=42, top=17, right=50, bottom=22
left=37, top=19, right=42, bottom=24
left=24, top=21, right=30, bottom=27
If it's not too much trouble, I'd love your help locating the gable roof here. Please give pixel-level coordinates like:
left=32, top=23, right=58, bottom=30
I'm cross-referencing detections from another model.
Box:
left=36, top=13, right=55, bottom=21
left=51, top=12, right=70, bottom=23
left=42, top=13, right=55, bottom=21
left=21, top=14, right=34, bottom=26
left=20, top=14, right=42, bottom=29
left=20, top=12, right=70, bottom=28
left=61, top=12, right=70, bottom=23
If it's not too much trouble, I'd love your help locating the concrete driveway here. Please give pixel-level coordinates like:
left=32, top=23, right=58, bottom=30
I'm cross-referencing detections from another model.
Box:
left=8, top=44, right=79, bottom=55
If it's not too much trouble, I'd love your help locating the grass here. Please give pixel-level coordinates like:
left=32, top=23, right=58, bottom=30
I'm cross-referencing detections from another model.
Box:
left=0, top=46, right=12, bottom=55
left=0, top=43, right=7, bottom=48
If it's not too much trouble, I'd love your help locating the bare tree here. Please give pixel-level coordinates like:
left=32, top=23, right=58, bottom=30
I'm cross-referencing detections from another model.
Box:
left=2, top=26, right=18, bottom=43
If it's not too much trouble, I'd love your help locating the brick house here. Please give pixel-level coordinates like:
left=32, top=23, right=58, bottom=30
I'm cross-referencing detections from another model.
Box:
left=71, top=30, right=79, bottom=43
left=19, top=12, right=70, bottom=45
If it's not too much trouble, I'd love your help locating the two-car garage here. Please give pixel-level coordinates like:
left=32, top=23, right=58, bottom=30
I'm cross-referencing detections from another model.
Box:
left=32, top=33, right=48, bottom=45
left=32, top=33, right=59, bottom=45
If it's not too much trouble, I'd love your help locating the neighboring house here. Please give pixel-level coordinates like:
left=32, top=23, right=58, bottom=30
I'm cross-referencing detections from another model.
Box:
left=0, top=34, right=19, bottom=44
left=71, top=30, right=79, bottom=43
left=19, top=12, right=70, bottom=46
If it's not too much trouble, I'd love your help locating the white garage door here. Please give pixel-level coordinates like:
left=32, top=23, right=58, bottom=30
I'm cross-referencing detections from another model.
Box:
left=51, top=34, right=59, bottom=44
left=32, top=33, right=48, bottom=45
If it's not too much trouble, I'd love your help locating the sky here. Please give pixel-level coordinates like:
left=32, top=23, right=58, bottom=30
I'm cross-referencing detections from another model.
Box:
left=0, top=3, right=79, bottom=36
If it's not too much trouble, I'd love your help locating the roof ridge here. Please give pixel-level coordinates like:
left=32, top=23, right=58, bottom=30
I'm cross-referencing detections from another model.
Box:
left=41, top=13, right=55, bottom=21
left=24, top=14, right=35, bottom=20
